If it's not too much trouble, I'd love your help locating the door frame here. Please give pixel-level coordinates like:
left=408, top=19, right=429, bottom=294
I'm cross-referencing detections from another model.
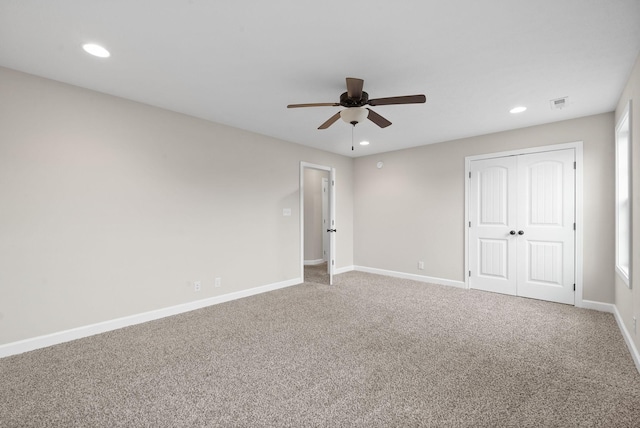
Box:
left=464, top=141, right=584, bottom=306
left=322, top=177, right=329, bottom=263
left=300, top=162, right=336, bottom=284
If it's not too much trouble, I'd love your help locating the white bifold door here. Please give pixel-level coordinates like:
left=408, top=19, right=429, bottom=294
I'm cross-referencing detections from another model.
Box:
left=469, top=149, right=575, bottom=305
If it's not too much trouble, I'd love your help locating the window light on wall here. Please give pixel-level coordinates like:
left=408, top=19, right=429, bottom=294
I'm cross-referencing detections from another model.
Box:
left=615, top=100, right=632, bottom=288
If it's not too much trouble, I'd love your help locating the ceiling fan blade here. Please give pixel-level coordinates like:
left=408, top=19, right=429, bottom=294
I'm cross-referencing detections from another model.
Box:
left=287, top=103, right=340, bottom=108
left=318, top=112, right=341, bottom=129
left=346, top=77, right=364, bottom=100
left=368, top=94, right=426, bottom=106
left=366, top=108, right=392, bottom=128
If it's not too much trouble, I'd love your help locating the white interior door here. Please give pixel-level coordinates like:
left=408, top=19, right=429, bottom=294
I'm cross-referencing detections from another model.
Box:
left=322, top=177, right=329, bottom=263
left=516, top=149, right=575, bottom=304
left=328, top=168, right=336, bottom=285
left=469, top=156, right=518, bottom=296
left=469, top=149, right=575, bottom=305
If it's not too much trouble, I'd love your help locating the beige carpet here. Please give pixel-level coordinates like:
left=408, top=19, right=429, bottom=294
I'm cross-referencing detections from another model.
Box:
left=1, top=270, right=639, bottom=427
left=304, top=262, right=330, bottom=284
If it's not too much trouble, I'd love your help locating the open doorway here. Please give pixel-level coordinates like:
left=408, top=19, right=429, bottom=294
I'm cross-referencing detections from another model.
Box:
left=300, top=162, right=336, bottom=284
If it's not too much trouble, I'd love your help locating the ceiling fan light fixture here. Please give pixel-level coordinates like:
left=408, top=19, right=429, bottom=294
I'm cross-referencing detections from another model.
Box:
left=340, top=107, right=368, bottom=125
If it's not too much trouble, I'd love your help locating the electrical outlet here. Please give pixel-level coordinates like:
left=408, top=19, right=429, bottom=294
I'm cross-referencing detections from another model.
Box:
left=418, top=261, right=424, bottom=270
left=194, top=281, right=201, bottom=292
left=215, top=277, right=221, bottom=288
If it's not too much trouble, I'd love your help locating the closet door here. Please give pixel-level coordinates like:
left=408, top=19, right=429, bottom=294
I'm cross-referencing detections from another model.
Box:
left=469, top=156, right=518, bottom=296
left=469, top=149, right=576, bottom=305
left=516, top=149, right=575, bottom=304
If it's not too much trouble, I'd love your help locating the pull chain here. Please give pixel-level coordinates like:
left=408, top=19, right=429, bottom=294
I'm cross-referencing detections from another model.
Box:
left=351, top=124, right=354, bottom=151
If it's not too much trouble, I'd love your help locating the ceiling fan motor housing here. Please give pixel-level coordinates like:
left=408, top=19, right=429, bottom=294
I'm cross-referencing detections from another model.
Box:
left=340, top=91, right=369, bottom=107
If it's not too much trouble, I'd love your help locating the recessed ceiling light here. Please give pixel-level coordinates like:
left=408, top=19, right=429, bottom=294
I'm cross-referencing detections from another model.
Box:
left=360, top=141, right=370, bottom=146
left=82, top=43, right=110, bottom=58
left=509, top=106, right=527, bottom=114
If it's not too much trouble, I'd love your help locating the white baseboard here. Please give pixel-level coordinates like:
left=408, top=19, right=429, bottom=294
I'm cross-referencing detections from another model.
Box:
left=579, top=300, right=640, bottom=374
left=335, top=265, right=355, bottom=275
left=353, top=266, right=466, bottom=289
left=6, top=272, right=638, bottom=376
left=304, top=259, right=325, bottom=266
left=580, top=300, right=615, bottom=313
left=0, top=277, right=303, bottom=359
left=347, top=270, right=640, bottom=373
left=612, top=305, right=640, bottom=373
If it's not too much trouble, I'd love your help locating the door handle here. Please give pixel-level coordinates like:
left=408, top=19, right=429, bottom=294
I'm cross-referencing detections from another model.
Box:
left=509, top=230, right=516, bottom=235
left=518, top=230, right=524, bottom=235
left=327, top=229, right=337, bottom=233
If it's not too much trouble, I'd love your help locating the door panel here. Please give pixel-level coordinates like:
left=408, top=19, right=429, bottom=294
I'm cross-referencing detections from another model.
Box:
left=469, top=157, right=517, bottom=296
left=480, top=166, right=509, bottom=225
left=528, top=161, right=564, bottom=226
left=517, top=149, right=575, bottom=304
left=527, top=241, right=563, bottom=284
left=479, top=238, right=509, bottom=279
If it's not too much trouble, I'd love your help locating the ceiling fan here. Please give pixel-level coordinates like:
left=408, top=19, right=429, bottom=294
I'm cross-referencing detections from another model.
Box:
left=287, top=77, right=426, bottom=130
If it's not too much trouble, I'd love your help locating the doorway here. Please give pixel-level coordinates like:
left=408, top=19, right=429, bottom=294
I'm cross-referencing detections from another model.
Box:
left=322, top=177, right=329, bottom=263
left=300, top=162, right=336, bottom=285
left=465, top=144, right=582, bottom=305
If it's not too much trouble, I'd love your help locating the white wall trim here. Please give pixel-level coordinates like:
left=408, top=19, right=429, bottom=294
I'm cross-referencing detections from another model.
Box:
left=335, top=265, right=355, bottom=275
left=580, top=300, right=615, bottom=313
left=613, top=304, right=640, bottom=373
left=464, top=141, right=584, bottom=161
left=304, top=259, right=325, bottom=266
left=579, top=300, right=639, bottom=373
left=5, top=270, right=638, bottom=374
left=574, top=142, right=585, bottom=307
left=351, top=263, right=640, bottom=372
left=354, top=266, right=466, bottom=289
left=0, top=277, right=302, bottom=359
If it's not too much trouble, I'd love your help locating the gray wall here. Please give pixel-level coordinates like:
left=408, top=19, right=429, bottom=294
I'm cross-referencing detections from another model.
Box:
left=0, top=67, right=354, bottom=344
left=354, top=113, right=614, bottom=303
left=615, top=53, right=640, bottom=352
left=0, top=62, right=625, bottom=347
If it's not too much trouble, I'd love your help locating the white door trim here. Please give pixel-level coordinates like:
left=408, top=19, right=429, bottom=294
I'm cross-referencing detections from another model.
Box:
left=328, top=167, right=336, bottom=285
left=300, top=162, right=336, bottom=284
left=322, top=177, right=329, bottom=263
left=464, top=141, right=584, bottom=306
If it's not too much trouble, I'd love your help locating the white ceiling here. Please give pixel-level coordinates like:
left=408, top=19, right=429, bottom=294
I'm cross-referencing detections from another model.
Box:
left=1, top=0, right=639, bottom=157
